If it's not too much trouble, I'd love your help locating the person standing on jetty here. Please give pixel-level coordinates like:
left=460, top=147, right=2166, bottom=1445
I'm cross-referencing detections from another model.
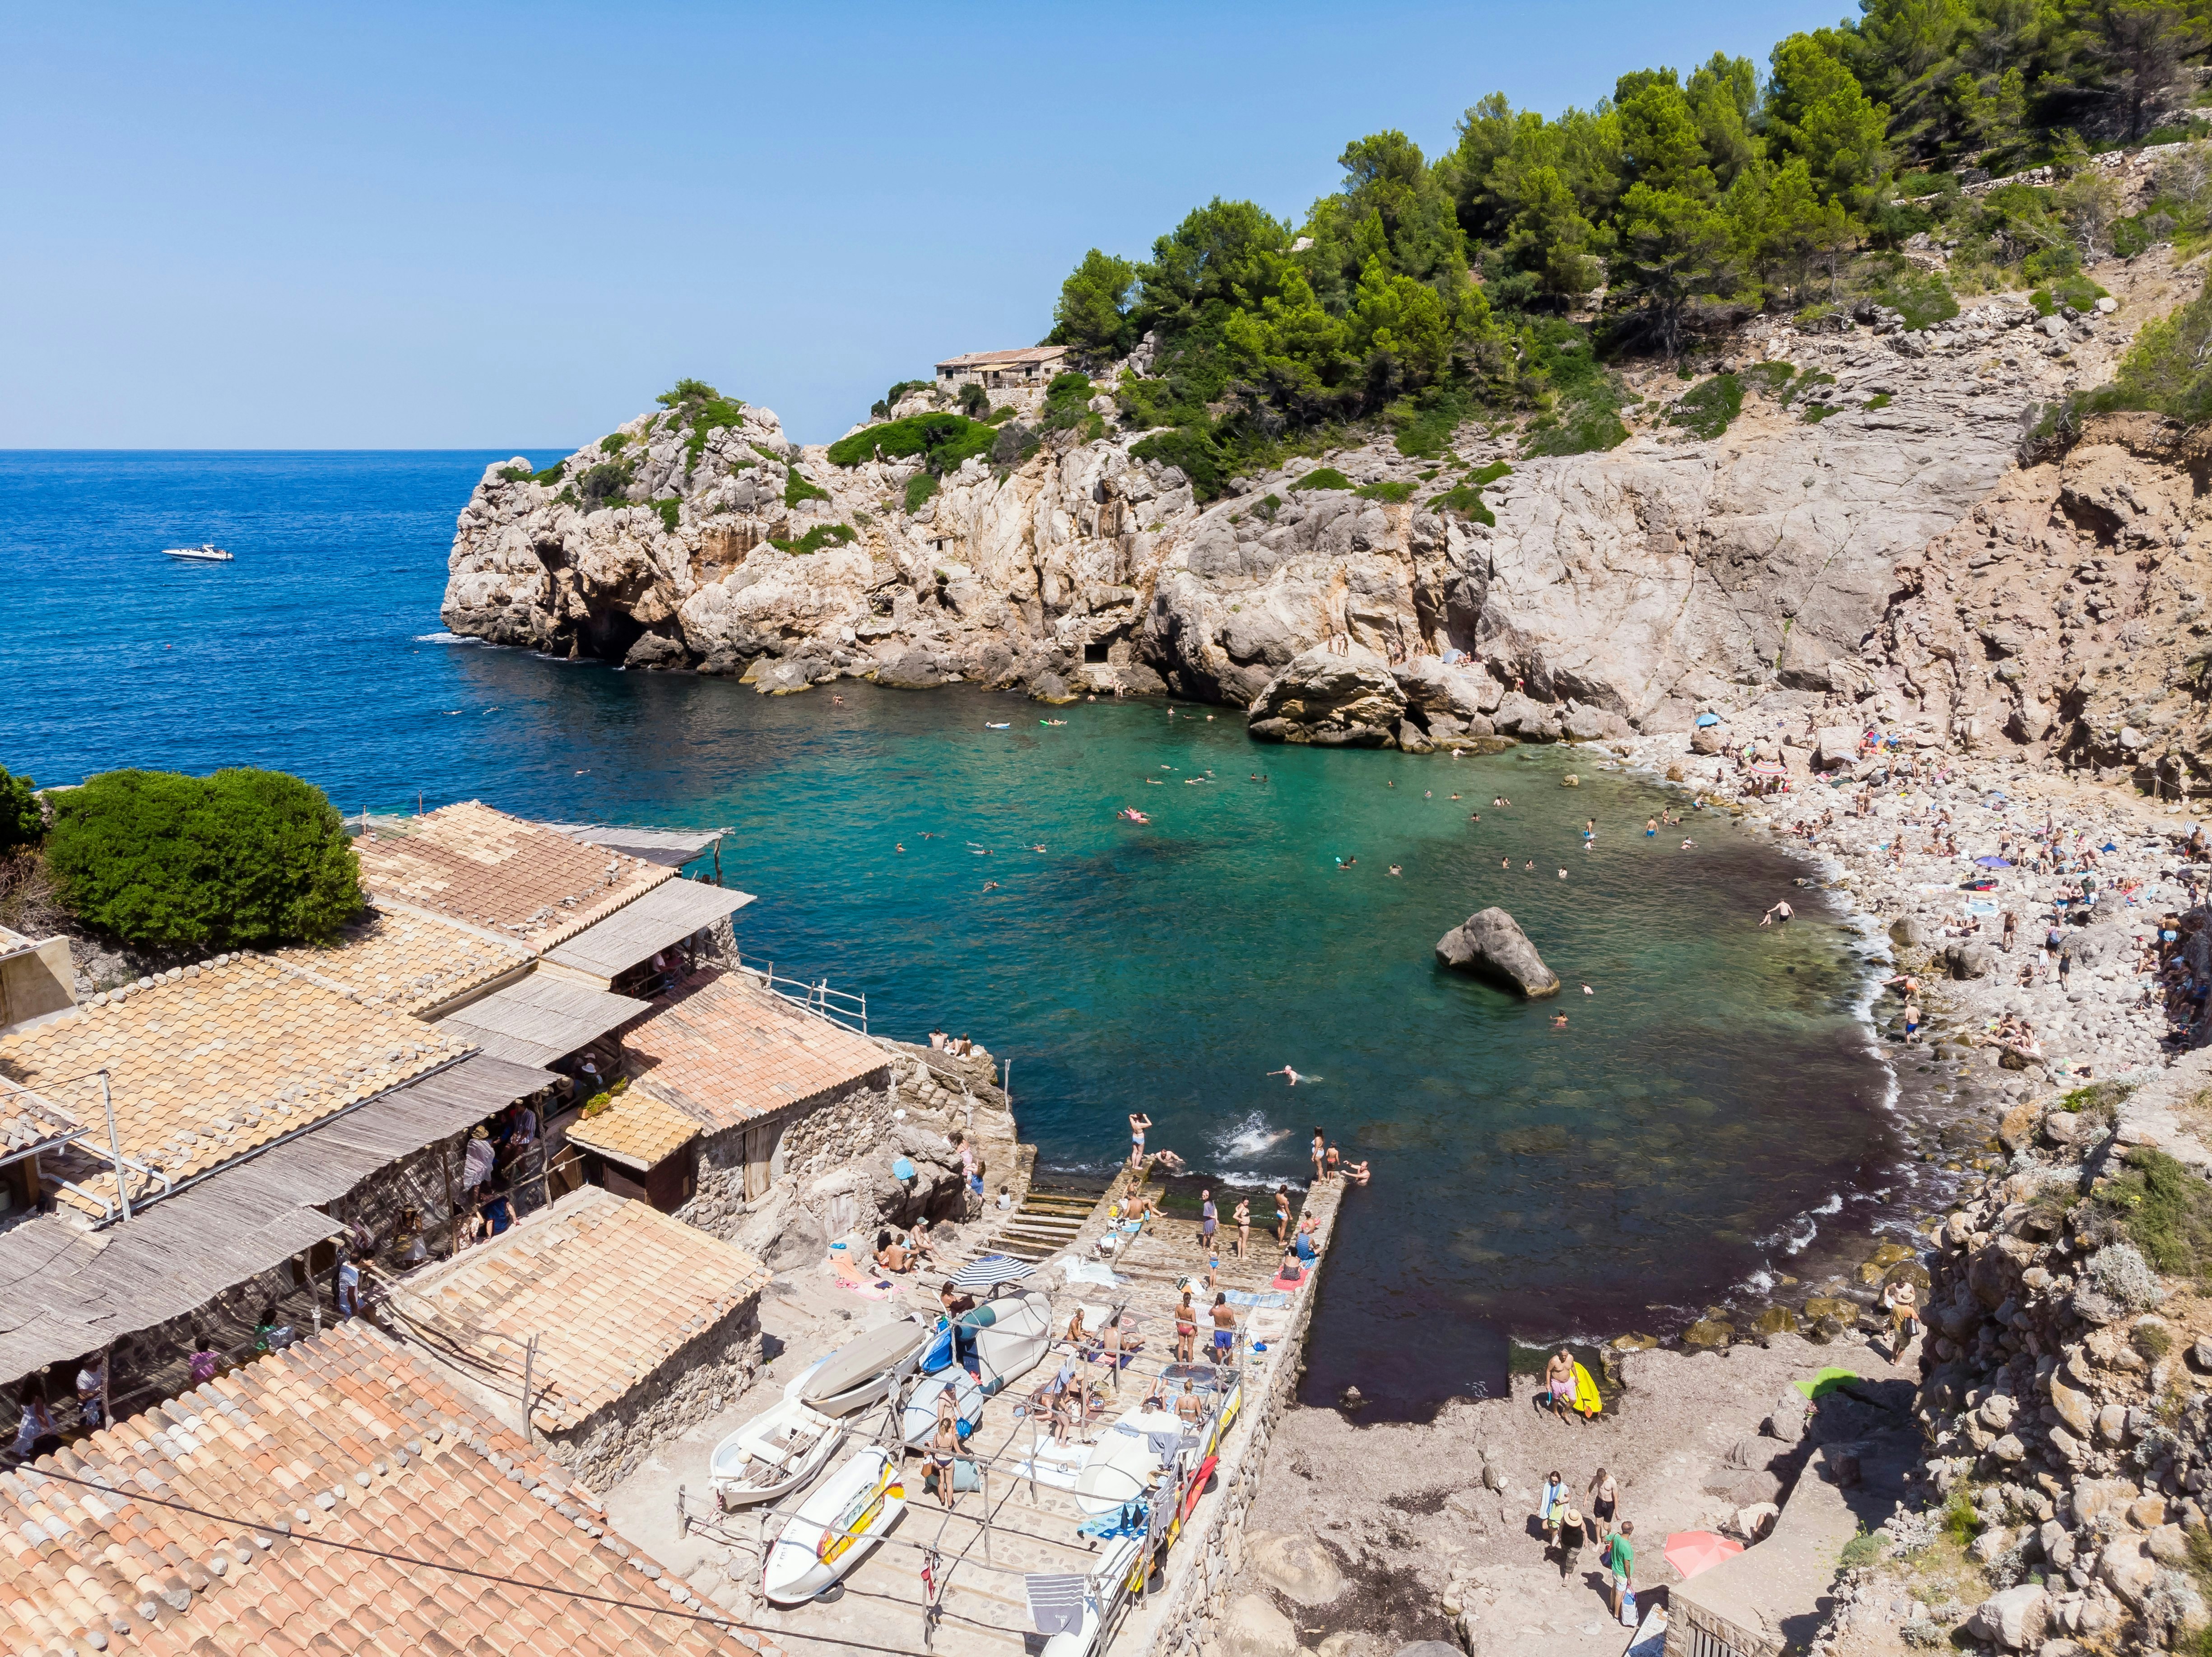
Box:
left=1198, top=1189, right=1218, bottom=1256
left=1310, top=1129, right=1326, bottom=1184
left=1128, top=1112, right=1151, bottom=1170
left=1233, top=1196, right=1251, bottom=1259
left=1274, top=1186, right=1292, bottom=1246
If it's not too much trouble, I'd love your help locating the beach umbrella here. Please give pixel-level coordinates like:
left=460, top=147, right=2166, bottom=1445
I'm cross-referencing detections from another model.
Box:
left=1664, top=1531, right=1744, bottom=1580
left=950, top=1253, right=1034, bottom=1290
left=1747, top=763, right=1789, bottom=777
left=1974, top=856, right=2013, bottom=869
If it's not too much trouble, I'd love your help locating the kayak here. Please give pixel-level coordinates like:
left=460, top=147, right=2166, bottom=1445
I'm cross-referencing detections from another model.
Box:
left=1571, top=1359, right=1603, bottom=1420
left=799, top=1318, right=928, bottom=1417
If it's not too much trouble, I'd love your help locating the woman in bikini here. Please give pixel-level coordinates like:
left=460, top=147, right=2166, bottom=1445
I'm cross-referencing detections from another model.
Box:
left=1174, top=1291, right=1198, bottom=1364
left=1233, top=1197, right=1251, bottom=1260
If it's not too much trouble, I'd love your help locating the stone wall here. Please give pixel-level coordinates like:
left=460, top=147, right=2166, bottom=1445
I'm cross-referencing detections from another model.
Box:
left=1129, top=1179, right=1346, bottom=1657
left=549, top=1297, right=763, bottom=1492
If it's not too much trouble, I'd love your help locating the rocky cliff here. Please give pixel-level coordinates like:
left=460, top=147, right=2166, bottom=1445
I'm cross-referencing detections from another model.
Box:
left=439, top=248, right=2201, bottom=763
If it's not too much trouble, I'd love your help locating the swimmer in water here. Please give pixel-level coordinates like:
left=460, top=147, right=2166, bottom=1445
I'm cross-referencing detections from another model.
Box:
left=1266, top=1067, right=1306, bottom=1085
left=1681, top=838, right=1696, bottom=850
left=1524, top=861, right=1535, bottom=872
left=896, top=842, right=905, bottom=852
left=1646, top=818, right=1658, bottom=837
left=1558, top=868, right=1568, bottom=880
left=1551, top=1014, right=1568, bottom=1029
left=982, top=880, right=1000, bottom=892
left=1388, top=864, right=1402, bottom=876
left=1501, top=857, right=1511, bottom=869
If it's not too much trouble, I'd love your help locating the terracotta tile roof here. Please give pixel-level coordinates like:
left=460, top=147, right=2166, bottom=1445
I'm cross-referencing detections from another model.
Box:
left=935, top=344, right=1069, bottom=369
left=0, top=1078, right=80, bottom=1157
left=0, top=956, right=467, bottom=1216
left=386, top=1188, right=767, bottom=1434
left=352, top=803, right=674, bottom=950
left=623, top=969, right=888, bottom=1133
left=271, top=901, right=532, bottom=1015
left=564, top=1090, right=699, bottom=1172
left=0, top=1319, right=777, bottom=1657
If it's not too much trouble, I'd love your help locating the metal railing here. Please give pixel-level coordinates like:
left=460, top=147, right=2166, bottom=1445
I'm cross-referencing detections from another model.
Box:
left=747, top=961, right=869, bottom=1034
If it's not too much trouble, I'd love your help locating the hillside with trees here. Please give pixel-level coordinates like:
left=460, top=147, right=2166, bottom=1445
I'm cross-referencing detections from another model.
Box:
left=1049, top=0, right=2212, bottom=493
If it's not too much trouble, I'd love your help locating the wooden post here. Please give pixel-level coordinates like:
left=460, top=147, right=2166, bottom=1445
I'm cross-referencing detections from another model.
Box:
left=444, top=1136, right=460, bottom=1259
left=522, top=1335, right=537, bottom=1443
left=99, top=1342, right=111, bottom=1435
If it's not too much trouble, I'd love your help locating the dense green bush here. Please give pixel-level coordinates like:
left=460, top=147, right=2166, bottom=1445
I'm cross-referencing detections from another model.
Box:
left=1292, top=467, right=1354, bottom=492
left=991, top=422, right=1041, bottom=469
left=769, top=523, right=859, bottom=554
left=1871, top=269, right=1958, bottom=332
left=784, top=467, right=832, bottom=509
left=1354, top=479, right=1415, bottom=502
left=1041, top=372, right=1097, bottom=434
left=1428, top=462, right=1512, bottom=525
left=654, top=380, right=748, bottom=472
left=46, top=769, right=361, bottom=949
left=2095, top=1147, right=2212, bottom=1285
left=871, top=379, right=932, bottom=420
left=959, top=382, right=990, bottom=419
left=652, top=498, right=682, bottom=532
left=0, top=767, right=42, bottom=852
left=1129, top=426, right=1227, bottom=498
left=579, top=459, right=634, bottom=506
left=1668, top=372, right=1743, bottom=438
left=599, top=432, right=630, bottom=455
left=986, top=405, right=1018, bottom=424
left=826, top=414, right=998, bottom=475
left=904, top=473, right=939, bottom=513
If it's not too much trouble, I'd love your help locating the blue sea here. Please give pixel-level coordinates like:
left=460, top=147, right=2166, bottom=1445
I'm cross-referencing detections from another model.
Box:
left=1, top=451, right=1913, bottom=1412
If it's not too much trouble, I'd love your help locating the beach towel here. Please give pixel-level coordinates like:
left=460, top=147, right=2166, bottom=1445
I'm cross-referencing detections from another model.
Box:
left=1267, top=1271, right=1306, bottom=1293
left=1222, top=1289, right=1290, bottom=1309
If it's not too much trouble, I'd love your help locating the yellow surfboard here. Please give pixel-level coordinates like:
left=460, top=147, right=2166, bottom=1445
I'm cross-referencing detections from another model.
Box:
left=1571, top=1360, right=1603, bottom=1419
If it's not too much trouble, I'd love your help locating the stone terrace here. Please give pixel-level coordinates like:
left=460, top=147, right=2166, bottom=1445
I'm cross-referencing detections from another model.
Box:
left=0, top=1317, right=778, bottom=1657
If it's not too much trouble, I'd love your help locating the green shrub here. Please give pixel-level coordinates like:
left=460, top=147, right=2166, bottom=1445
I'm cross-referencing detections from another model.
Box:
left=495, top=464, right=532, bottom=484
left=1874, top=270, right=1960, bottom=332
left=1781, top=370, right=1836, bottom=408
left=826, top=413, right=998, bottom=475
left=652, top=498, right=681, bottom=532
left=1520, top=324, right=1630, bottom=457
left=1803, top=402, right=1842, bottom=423
left=532, top=460, right=566, bottom=486
left=991, top=422, right=1041, bottom=469
left=651, top=381, right=748, bottom=472
left=578, top=459, right=633, bottom=506
left=1255, top=493, right=1283, bottom=521
left=2096, top=1147, right=2212, bottom=1283
left=1427, top=483, right=1495, bottom=525
left=1668, top=373, right=1743, bottom=440
left=986, top=405, right=1017, bottom=424
left=1469, top=461, right=1513, bottom=487
left=1840, top=1527, right=1884, bottom=1569
left=958, top=382, right=990, bottom=419
left=871, top=379, right=932, bottom=420
left=0, top=768, right=42, bottom=852
left=904, top=472, right=939, bottom=513
left=600, top=432, right=631, bottom=455
left=1743, top=362, right=1797, bottom=397
left=784, top=468, right=832, bottom=509
left=46, top=768, right=362, bottom=949
left=769, top=523, right=859, bottom=555
left=1041, top=372, right=1097, bottom=434
left=1129, top=426, right=1227, bottom=499
left=1866, top=393, right=1892, bottom=410
left=1942, top=1489, right=1981, bottom=1546
left=1389, top=390, right=1472, bottom=459
left=1292, top=467, right=1353, bottom=492
left=1354, top=479, right=1415, bottom=503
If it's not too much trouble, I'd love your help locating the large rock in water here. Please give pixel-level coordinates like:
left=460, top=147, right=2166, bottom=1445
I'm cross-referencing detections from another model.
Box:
left=1247, top=646, right=1407, bottom=747
left=1434, top=908, right=1561, bottom=996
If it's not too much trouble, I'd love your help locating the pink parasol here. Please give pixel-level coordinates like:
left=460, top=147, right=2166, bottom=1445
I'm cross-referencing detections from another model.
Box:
left=1664, top=1531, right=1745, bottom=1579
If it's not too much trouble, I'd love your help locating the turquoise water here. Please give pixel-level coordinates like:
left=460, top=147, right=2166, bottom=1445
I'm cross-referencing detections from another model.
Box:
left=2, top=452, right=1899, bottom=1412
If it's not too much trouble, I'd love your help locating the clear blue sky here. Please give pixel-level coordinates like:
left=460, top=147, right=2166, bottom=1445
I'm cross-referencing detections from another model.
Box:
left=8, top=2, right=1851, bottom=449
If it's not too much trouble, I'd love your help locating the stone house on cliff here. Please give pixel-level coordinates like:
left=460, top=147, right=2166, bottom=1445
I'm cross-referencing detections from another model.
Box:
left=935, top=344, right=1069, bottom=392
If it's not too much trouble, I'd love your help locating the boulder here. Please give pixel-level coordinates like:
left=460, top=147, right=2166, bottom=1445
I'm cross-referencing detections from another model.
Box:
left=1243, top=1531, right=1346, bottom=1606
left=1945, top=942, right=1995, bottom=980
left=1682, top=1318, right=1734, bottom=1349
left=1248, top=647, right=1407, bottom=747
left=1750, top=1305, right=1800, bottom=1339
left=1998, top=1105, right=2045, bottom=1154
left=2048, top=1370, right=2096, bottom=1438
left=876, top=648, right=946, bottom=690
left=1489, top=692, right=1561, bottom=741
left=1221, top=1592, right=1300, bottom=1657
left=1690, top=723, right=1725, bottom=755
left=1562, top=706, right=1631, bottom=742
left=2099, top=1537, right=2157, bottom=1609
left=1764, top=1389, right=1810, bottom=1443
left=1814, top=727, right=1860, bottom=769
left=1029, top=672, right=1078, bottom=705
left=753, top=659, right=813, bottom=696
left=1969, top=1584, right=2049, bottom=1649
left=1889, top=916, right=1928, bottom=950
left=1434, top=908, right=1561, bottom=997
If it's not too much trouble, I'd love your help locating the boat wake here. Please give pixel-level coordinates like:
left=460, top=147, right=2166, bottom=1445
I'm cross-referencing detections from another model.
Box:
left=414, top=631, right=487, bottom=645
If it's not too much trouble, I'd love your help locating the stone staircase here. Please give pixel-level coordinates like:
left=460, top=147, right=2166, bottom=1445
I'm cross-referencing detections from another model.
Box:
left=967, top=1169, right=1109, bottom=1262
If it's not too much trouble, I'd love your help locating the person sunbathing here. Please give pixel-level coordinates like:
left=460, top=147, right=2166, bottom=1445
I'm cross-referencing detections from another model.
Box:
left=874, top=1230, right=911, bottom=1273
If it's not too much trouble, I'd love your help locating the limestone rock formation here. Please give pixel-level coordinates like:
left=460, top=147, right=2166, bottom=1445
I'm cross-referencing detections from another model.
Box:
left=1434, top=908, right=1560, bottom=997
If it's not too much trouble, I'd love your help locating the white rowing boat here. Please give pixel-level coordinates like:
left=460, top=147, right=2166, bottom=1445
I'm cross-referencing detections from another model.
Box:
left=964, top=1286, right=1052, bottom=1396
left=761, top=1443, right=906, bottom=1605
left=706, top=1393, right=845, bottom=1509
left=163, top=544, right=233, bottom=562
